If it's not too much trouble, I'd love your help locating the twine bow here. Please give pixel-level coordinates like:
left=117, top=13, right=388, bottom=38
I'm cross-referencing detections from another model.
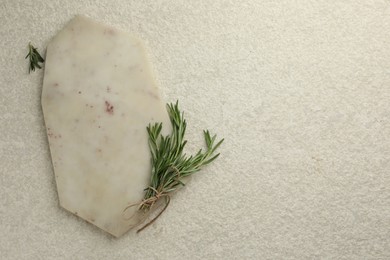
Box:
left=123, top=186, right=171, bottom=233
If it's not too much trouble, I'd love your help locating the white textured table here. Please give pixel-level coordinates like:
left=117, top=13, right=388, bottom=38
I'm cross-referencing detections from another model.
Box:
left=1, top=1, right=389, bottom=259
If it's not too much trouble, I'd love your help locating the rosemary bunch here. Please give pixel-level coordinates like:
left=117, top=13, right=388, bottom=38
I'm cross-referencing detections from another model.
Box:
left=137, top=101, right=223, bottom=231
left=25, top=42, right=45, bottom=73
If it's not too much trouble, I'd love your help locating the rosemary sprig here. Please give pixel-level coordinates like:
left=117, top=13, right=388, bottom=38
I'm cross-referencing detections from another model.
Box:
left=137, top=101, right=223, bottom=232
left=25, top=42, right=45, bottom=73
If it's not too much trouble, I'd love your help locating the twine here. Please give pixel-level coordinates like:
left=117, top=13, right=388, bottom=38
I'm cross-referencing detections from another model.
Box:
left=123, top=166, right=181, bottom=233
left=123, top=187, right=171, bottom=233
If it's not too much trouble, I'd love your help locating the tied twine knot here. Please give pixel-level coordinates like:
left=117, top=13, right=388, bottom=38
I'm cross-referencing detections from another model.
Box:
left=123, top=166, right=181, bottom=233
left=123, top=187, right=171, bottom=233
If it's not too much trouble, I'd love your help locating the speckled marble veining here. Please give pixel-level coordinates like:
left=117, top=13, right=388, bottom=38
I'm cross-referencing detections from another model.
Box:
left=41, top=16, right=169, bottom=237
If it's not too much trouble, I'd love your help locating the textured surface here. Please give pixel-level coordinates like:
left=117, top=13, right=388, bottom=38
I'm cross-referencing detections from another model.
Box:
left=41, top=16, right=170, bottom=237
left=1, top=0, right=390, bottom=259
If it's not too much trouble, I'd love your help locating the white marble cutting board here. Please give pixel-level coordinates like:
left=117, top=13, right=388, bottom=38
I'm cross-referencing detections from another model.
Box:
left=41, top=16, right=170, bottom=237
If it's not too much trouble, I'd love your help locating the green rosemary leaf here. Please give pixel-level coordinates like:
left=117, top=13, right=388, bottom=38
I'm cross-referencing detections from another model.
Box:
left=25, top=42, right=45, bottom=73
left=202, top=153, right=221, bottom=166
left=210, top=138, right=224, bottom=155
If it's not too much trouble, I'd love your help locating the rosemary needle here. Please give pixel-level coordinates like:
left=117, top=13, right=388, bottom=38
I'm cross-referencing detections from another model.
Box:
left=136, top=101, right=224, bottom=232
left=25, top=42, right=45, bottom=73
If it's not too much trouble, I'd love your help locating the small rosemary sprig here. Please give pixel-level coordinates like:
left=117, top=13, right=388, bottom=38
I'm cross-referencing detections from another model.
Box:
left=25, top=42, right=45, bottom=73
left=137, top=101, right=223, bottom=232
